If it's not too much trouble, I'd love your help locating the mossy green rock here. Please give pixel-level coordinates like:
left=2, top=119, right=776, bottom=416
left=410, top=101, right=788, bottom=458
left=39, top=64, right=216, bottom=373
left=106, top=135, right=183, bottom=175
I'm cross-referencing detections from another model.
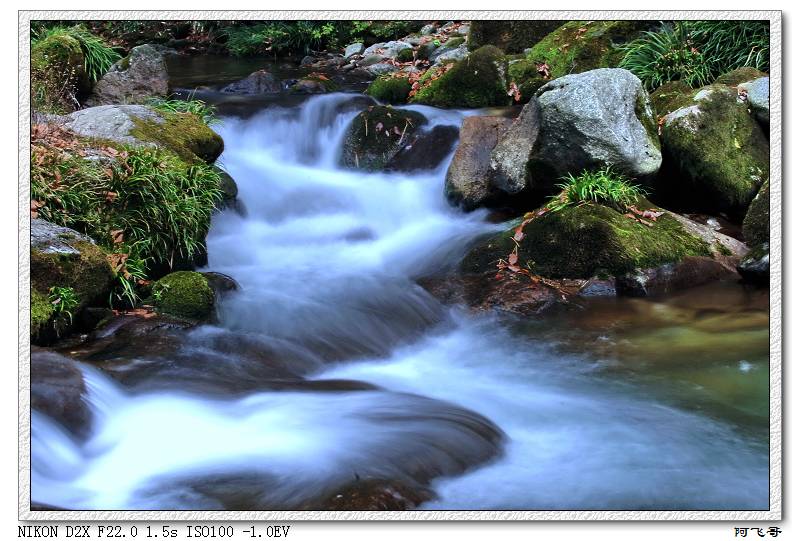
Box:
left=366, top=75, right=412, bottom=104
left=30, top=219, right=115, bottom=341
left=411, top=45, right=509, bottom=108
left=31, top=33, right=90, bottom=113
left=461, top=200, right=712, bottom=279
left=507, top=59, right=546, bottom=103
left=340, top=106, right=427, bottom=171
left=661, top=85, right=769, bottom=219
left=151, top=271, right=215, bottom=320
left=714, top=67, right=767, bottom=87
left=514, top=21, right=648, bottom=95
left=64, top=104, right=224, bottom=164
left=467, top=20, right=565, bottom=53
left=742, top=180, right=770, bottom=246
left=650, top=80, right=694, bottom=117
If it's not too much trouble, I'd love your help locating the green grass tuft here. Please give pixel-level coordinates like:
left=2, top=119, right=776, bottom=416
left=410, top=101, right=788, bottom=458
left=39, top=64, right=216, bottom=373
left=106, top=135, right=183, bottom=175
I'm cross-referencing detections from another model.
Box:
left=33, top=25, right=120, bottom=83
left=547, top=168, right=648, bottom=212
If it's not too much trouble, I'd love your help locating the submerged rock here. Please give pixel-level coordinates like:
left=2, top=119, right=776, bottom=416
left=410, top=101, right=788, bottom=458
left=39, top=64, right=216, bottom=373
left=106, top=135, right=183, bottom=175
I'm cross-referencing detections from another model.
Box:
left=660, top=84, right=769, bottom=219
left=31, top=348, right=91, bottom=437
left=385, top=125, right=459, bottom=172
left=339, top=106, right=427, bottom=171
left=444, top=116, right=513, bottom=210
left=316, top=479, right=434, bottom=511
left=87, top=44, right=169, bottom=106
left=220, top=70, right=282, bottom=94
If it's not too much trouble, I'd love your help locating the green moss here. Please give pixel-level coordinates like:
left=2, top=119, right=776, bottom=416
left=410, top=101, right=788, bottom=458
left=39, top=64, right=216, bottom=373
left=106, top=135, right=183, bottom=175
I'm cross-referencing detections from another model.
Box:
left=411, top=45, right=509, bottom=108
left=441, top=36, right=465, bottom=49
left=525, top=21, right=647, bottom=80
left=396, top=48, right=414, bottom=62
left=31, top=33, right=88, bottom=113
left=461, top=200, right=711, bottom=279
left=130, top=110, right=224, bottom=164
left=742, top=180, right=769, bottom=245
left=714, top=67, right=767, bottom=86
left=661, top=85, right=769, bottom=218
left=151, top=271, right=215, bottom=320
left=31, top=288, right=55, bottom=338
left=507, top=59, right=547, bottom=103
left=467, top=20, right=565, bottom=53
left=339, top=106, right=427, bottom=171
left=649, top=80, right=694, bottom=117
left=635, top=89, right=661, bottom=150
left=366, top=75, right=412, bottom=104
left=30, top=240, right=115, bottom=310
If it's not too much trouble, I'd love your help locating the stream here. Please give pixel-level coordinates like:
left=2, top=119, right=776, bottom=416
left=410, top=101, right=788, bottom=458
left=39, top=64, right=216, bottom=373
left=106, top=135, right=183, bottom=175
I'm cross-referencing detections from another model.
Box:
left=31, top=81, right=770, bottom=510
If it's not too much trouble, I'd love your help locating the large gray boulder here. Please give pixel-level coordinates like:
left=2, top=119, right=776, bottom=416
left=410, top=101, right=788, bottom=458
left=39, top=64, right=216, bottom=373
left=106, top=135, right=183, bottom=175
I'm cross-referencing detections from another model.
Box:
left=221, top=70, right=282, bottom=94
left=63, top=104, right=161, bottom=148
left=660, top=85, right=769, bottom=218
left=444, top=116, right=513, bottom=210
left=488, top=100, right=541, bottom=194
left=738, top=76, right=769, bottom=127
left=87, top=44, right=169, bottom=106
left=529, top=68, right=662, bottom=188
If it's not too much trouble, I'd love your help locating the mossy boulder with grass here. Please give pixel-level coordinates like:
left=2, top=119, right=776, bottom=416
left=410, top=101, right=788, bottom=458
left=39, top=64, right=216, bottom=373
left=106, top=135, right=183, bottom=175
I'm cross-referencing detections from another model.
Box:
left=30, top=219, right=115, bottom=342
left=366, top=75, right=412, bottom=104
left=460, top=198, right=737, bottom=281
left=150, top=271, right=215, bottom=320
left=660, top=84, right=769, bottom=219
left=290, top=74, right=338, bottom=94
left=467, top=20, right=565, bottom=53
left=31, top=32, right=90, bottom=113
left=63, top=104, right=223, bottom=164
left=742, top=180, right=769, bottom=246
left=512, top=21, right=648, bottom=94
left=340, top=106, right=427, bottom=171
left=411, top=45, right=509, bottom=108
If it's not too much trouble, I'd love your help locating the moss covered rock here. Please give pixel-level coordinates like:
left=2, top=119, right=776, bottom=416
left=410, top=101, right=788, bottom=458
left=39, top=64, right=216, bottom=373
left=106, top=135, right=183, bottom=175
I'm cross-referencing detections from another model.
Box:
left=339, top=106, right=427, bottom=171
left=64, top=104, right=223, bottom=164
left=742, top=180, right=770, bottom=246
left=461, top=200, right=715, bottom=280
left=513, top=21, right=648, bottom=93
left=660, top=85, right=769, bottom=219
left=31, top=32, right=90, bottom=113
left=467, top=20, right=565, bottom=53
left=87, top=44, right=169, bottom=106
left=411, top=45, right=509, bottom=108
left=31, top=219, right=115, bottom=342
left=714, top=67, right=767, bottom=87
left=650, top=80, right=694, bottom=117
left=507, top=59, right=547, bottom=103
left=366, top=75, right=412, bottom=104
left=151, top=271, right=215, bottom=320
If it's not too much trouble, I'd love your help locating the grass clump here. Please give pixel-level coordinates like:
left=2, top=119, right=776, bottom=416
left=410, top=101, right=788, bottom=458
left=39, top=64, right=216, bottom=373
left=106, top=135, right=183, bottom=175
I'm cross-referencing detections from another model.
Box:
left=546, top=168, right=649, bottom=213
left=620, top=21, right=769, bottom=91
left=33, top=25, right=120, bottom=83
left=31, top=124, right=223, bottom=307
left=146, top=95, right=219, bottom=126
left=48, top=286, right=79, bottom=323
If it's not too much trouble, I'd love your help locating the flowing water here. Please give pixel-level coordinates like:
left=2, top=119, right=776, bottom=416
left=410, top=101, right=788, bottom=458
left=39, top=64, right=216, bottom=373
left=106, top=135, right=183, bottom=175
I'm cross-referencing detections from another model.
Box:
left=31, top=91, right=770, bottom=511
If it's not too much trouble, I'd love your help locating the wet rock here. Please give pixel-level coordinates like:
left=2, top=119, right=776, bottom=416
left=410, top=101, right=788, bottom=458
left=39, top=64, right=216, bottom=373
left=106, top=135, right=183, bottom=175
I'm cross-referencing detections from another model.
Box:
left=660, top=84, right=769, bottom=219
left=87, top=44, right=169, bottom=106
left=31, top=348, right=91, bottom=437
left=385, top=125, right=459, bottom=172
left=488, top=99, right=541, bottom=195
left=616, top=256, right=742, bottom=297
left=339, top=106, right=427, bottom=171
left=201, top=271, right=239, bottom=297
left=290, top=77, right=333, bottom=94
left=737, top=243, right=769, bottom=285
left=220, top=70, right=282, bottom=94
left=742, top=180, right=770, bottom=246
left=317, top=479, right=434, bottom=511
left=529, top=68, right=662, bottom=191
left=214, top=167, right=240, bottom=212
left=444, top=116, right=513, bottom=210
